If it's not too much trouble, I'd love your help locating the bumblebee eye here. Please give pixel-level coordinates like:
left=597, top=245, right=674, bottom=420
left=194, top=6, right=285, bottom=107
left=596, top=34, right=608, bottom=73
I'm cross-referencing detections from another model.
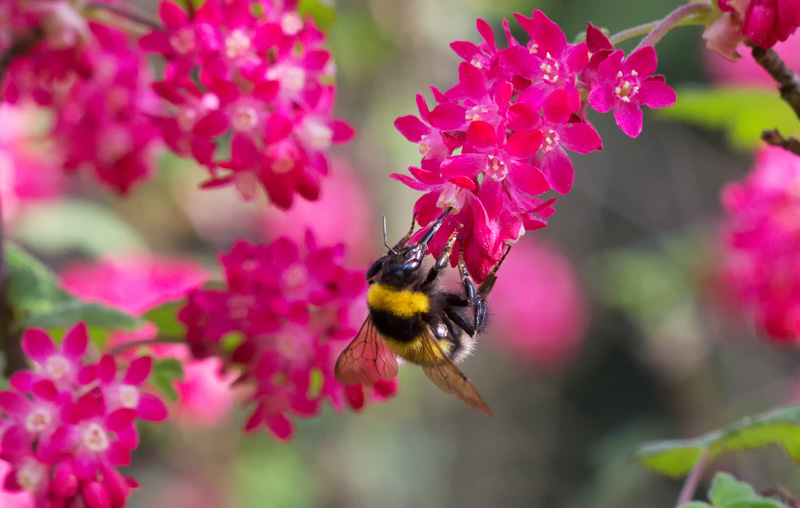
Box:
left=366, top=257, right=385, bottom=281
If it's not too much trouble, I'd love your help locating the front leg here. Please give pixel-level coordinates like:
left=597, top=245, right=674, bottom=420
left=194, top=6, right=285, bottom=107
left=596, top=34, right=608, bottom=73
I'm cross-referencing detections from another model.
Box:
left=420, top=226, right=461, bottom=289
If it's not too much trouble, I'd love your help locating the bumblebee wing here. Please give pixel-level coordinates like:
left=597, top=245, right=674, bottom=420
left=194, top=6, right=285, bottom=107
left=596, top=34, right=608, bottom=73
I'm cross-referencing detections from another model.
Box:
left=420, top=330, right=492, bottom=416
left=335, top=317, right=399, bottom=386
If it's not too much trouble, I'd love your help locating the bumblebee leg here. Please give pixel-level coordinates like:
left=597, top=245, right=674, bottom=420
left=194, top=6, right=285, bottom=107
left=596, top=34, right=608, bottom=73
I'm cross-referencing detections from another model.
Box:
left=391, top=211, right=419, bottom=251
left=456, top=248, right=486, bottom=333
left=420, top=226, right=460, bottom=288
left=445, top=307, right=476, bottom=337
left=477, top=245, right=512, bottom=298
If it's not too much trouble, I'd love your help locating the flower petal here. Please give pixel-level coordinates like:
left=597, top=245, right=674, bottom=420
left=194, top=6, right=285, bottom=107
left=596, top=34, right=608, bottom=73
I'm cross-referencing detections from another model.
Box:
left=614, top=101, right=644, bottom=138
left=394, top=115, right=429, bottom=142
left=62, top=323, right=88, bottom=359
left=638, top=79, right=677, bottom=109
left=124, top=357, right=152, bottom=385
left=508, top=161, right=550, bottom=195
left=137, top=393, right=168, bottom=422
left=22, top=329, right=55, bottom=362
left=560, top=123, right=602, bottom=154
left=624, top=45, right=658, bottom=76
left=505, top=129, right=543, bottom=159
left=429, top=103, right=467, bottom=130
left=541, top=146, right=575, bottom=194
left=441, top=154, right=487, bottom=179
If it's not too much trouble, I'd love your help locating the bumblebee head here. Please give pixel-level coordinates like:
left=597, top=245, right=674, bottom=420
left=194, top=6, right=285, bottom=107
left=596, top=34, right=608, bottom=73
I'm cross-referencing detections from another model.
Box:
left=366, top=208, right=451, bottom=285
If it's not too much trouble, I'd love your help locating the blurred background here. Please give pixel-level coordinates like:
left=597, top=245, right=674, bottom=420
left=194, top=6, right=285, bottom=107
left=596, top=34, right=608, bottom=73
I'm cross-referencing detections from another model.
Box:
left=5, top=0, right=800, bottom=506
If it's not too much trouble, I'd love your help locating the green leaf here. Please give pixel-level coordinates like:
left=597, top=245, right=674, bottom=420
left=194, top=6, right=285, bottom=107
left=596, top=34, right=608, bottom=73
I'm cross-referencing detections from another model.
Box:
left=710, top=473, right=760, bottom=506
left=144, top=300, right=185, bottom=338
left=658, top=87, right=800, bottom=150
left=705, top=473, right=788, bottom=508
left=5, top=244, right=143, bottom=344
left=636, top=406, right=800, bottom=477
left=151, top=358, right=184, bottom=401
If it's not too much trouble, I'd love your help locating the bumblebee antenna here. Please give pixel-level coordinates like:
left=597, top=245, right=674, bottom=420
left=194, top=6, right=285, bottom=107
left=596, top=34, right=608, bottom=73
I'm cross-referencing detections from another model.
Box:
left=383, top=214, right=398, bottom=255
left=419, top=207, right=452, bottom=246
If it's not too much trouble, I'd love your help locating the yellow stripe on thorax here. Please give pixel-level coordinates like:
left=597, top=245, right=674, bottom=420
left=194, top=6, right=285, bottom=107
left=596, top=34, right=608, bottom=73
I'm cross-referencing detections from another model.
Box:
left=367, top=283, right=430, bottom=317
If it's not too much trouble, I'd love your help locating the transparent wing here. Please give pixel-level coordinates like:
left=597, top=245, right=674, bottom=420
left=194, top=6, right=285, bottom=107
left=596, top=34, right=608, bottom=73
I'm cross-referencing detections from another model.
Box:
left=420, top=330, right=492, bottom=416
left=335, top=317, right=399, bottom=386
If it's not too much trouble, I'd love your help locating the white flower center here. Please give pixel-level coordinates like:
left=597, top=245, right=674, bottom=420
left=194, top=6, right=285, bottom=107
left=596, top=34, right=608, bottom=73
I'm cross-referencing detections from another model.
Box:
left=486, top=154, right=508, bottom=181
left=464, top=105, right=489, bottom=122
left=170, top=28, right=196, bottom=55
left=225, top=29, right=251, bottom=60
left=299, top=120, right=333, bottom=150
left=540, top=53, right=560, bottom=84
left=614, top=70, right=640, bottom=102
left=542, top=128, right=560, bottom=152
left=232, top=105, right=259, bottom=131
left=82, top=423, right=109, bottom=453
left=436, top=183, right=468, bottom=212
left=119, top=385, right=140, bottom=409
left=17, top=459, right=47, bottom=493
left=25, top=408, right=51, bottom=433
left=281, top=13, right=303, bottom=35
left=45, top=355, right=71, bottom=381
left=283, top=265, right=308, bottom=289
left=268, top=66, right=306, bottom=93
left=228, top=295, right=253, bottom=320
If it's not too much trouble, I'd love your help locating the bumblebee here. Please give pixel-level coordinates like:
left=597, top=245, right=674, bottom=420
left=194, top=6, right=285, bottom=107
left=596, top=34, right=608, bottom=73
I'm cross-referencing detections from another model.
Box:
left=335, top=208, right=507, bottom=415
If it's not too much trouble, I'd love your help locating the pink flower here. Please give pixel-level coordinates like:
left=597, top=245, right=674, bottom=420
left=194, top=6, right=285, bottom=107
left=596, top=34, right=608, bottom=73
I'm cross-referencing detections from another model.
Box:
left=12, top=326, right=88, bottom=392
left=173, top=358, right=236, bottom=427
left=488, top=239, right=586, bottom=366
left=500, top=10, right=589, bottom=108
left=142, top=0, right=355, bottom=208
left=0, top=460, right=32, bottom=508
left=6, top=22, right=161, bottom=193
left=588, top=46, right=676, bottom=138
left=0, top=324, right=162, bottom=508
left=720, top=147, right=800, bottom=342
left=179, top=233, right=393, bottom=439
left=0, top=104, right=62, bottom=224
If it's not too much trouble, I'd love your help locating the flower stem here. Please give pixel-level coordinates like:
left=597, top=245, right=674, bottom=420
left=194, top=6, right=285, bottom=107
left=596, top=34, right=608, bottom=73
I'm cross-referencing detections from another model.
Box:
left=609, top=3, right=711, bottom=48
left=636, top=3, right=711, bottom=51
left=107, top=337, right=186, bottom=356
left=762, top=129, right=800, bottom=156
left=0, top=30, right=45, bottom=377
left=675, top=450, right=712, bottom=507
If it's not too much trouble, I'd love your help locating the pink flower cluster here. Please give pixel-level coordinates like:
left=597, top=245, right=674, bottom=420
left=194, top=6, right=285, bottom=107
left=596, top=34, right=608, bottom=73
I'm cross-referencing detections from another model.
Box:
left=394, top=11, right=676, bottom=281
left=141, top=0, right=355, bottom=208
left=3, top=14, right=161, bottom=194
left=0, top=324, right=167, bottom=508
left=721, top=147, right=800, bottom=342
left=716, top=0, right=800, bottom=49
left=178, top=233, right=396, bottom=440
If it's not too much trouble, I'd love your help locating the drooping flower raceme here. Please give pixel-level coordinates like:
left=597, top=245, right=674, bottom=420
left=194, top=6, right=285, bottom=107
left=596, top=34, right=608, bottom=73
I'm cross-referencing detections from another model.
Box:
left=141, top=0, right=355, bottom=209
left=721, top=147, right=800, bottom=342
left=0, top=324, right=167, bottom=508
left=2, top=15, right=161, bottom=194
left=178, top=233, right=396, bottom=440
left=394, top=11, right=675, bottom=281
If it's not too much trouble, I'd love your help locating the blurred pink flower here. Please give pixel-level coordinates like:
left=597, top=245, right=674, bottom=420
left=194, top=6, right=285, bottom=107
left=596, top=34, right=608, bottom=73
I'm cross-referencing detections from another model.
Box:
left=261, top=159, right=374, bottom=263
left=60, top=257, right=238, bottom=426
left=0, top=460, right=32, bottom=508
left=173, top=358, right=235, bottom=427
left=487, top=239, right=586, bottom=367
left=721, top=147, right=800, bottom=342
left=0, top=103, right=61, bottom=224
left=705, top=35, right=800, bottom=86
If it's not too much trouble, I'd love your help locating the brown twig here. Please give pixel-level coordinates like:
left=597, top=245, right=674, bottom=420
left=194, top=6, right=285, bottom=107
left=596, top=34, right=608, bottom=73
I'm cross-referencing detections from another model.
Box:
left=761, top=487, right=800, bottom=508
left=750, top=43, right=800, bottom=121
left=0, top=31, right=44, bottom=376
left=762, top=129, right=800, bottom=156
